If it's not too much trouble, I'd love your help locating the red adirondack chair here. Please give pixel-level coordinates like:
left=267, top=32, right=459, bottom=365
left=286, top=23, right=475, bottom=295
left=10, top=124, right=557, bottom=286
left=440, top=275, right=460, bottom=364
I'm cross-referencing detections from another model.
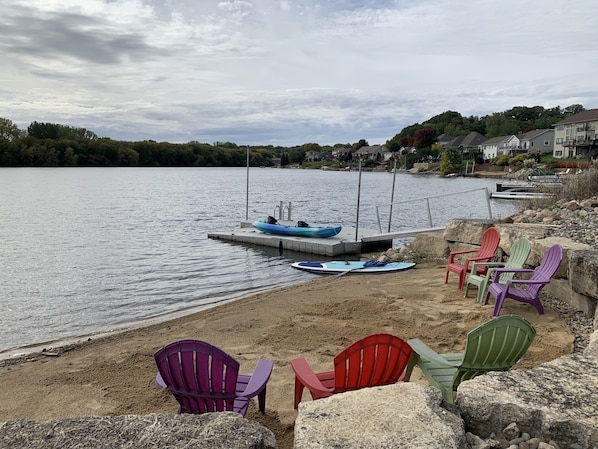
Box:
left=445, top=226, right=501, bottom=290
left=290, top=333, right=413, bottom=409
left=154, top=339, right=273, bottom=416
left=485, top=244, right=563, bottom=317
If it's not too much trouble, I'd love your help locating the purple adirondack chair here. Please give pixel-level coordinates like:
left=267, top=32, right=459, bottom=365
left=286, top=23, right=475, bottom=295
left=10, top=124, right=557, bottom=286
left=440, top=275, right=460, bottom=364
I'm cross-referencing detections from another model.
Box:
left=485, top=244, right=563, bottom=317
left=154, top=339, right=273, bottom=416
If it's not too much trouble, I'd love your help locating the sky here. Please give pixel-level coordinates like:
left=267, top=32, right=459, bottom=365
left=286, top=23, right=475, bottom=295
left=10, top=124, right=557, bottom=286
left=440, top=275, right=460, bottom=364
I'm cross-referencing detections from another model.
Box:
left=1, top=1, right=597, bottom=147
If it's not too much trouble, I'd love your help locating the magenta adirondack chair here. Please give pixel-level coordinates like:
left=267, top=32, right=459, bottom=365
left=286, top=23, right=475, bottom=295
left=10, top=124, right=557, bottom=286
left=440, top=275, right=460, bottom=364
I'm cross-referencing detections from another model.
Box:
left=290, top=333, right=413, bottom=409
left=485, top=244, right=563, bottom=317
left=445, top=227, right=501, bottom=290
left=154, top=339, right=273, bottom=416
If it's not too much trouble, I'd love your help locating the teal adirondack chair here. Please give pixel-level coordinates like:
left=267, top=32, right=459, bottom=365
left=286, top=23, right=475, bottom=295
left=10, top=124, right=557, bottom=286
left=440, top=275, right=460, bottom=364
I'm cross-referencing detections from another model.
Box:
left=404, top=315, right=536, bottom=403
left=464, top=238, right=532, bottom=304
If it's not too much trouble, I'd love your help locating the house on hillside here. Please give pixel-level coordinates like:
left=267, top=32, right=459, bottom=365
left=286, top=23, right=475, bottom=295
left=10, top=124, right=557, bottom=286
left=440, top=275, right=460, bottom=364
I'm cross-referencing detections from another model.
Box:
left=437, top=133, right=454, bottom=148
left=446, top=132, right=486, bottom=158
left=518, top=129, right=554, bottom=155
left=480, top=135, right=520, bottom=160
left=553, top=109, right=598, bottom=159
left=353, top=145, right=392, bottom=162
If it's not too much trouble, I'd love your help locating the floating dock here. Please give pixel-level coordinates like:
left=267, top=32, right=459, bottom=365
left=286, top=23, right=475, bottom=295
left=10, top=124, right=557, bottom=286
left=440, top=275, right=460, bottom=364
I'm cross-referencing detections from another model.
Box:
left=207, top=222, right=444, bottom=256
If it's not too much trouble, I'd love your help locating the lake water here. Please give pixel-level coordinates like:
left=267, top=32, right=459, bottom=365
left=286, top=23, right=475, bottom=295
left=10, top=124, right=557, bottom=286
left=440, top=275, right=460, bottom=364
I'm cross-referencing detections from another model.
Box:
left=0, top=167, right=517, bottom=355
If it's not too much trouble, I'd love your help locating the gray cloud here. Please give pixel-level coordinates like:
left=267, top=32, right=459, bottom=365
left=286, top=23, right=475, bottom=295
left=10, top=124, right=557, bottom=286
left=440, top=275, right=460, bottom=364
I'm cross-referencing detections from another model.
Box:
left=1, top=0, right=597, bottom=146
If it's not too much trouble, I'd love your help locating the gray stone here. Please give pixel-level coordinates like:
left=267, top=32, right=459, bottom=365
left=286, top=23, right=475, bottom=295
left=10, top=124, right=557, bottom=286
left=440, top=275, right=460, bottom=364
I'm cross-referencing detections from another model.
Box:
left=503, top=422, right=521, bottom=440
left=443, top=219, right=496, bottom=245
left=494, top=224, right=555, bottom=255
left=531, top=237, right=592, bottom=279
left=294, top=382, right=467, bottom=449
left=457, top=353, right=598, bottom=449
left=467, top=432, right=491, bottom=449
left=544, top=279, right=597, bottom=320
left=0, top=413, right=278, bottom=449
left=569, top=250, right=598, bottom=299
left=410, top=230, right=449, bottom=257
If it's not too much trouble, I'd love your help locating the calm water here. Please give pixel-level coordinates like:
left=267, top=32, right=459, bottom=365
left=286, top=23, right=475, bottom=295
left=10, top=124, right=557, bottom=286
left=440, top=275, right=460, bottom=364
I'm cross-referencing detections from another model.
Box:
left=0, top=167, right=517, bottom=355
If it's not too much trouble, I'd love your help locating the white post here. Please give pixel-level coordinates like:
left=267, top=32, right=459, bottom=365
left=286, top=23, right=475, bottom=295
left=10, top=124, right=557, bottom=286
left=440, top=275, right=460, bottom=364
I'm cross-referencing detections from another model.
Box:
left=245, top=146, right=249, bottom=221
left=355, top=158, right=363, bottom=241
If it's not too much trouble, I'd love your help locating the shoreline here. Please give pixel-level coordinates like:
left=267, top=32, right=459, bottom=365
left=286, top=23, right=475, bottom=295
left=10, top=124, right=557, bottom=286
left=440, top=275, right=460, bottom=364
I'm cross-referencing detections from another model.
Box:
left=0, top=260, right=578, bottom=449
left=0, top=279, right=311, bottom=363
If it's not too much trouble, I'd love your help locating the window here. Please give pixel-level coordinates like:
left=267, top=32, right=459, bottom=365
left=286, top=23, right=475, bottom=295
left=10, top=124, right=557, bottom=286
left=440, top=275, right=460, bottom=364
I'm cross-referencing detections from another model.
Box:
left=555, top=150, right=563, bottom=156
left=556, top=137, right=563, bottom=144
left=544, top=140, right=550, bottom=146
left=557, top=125, right=564, bottom=131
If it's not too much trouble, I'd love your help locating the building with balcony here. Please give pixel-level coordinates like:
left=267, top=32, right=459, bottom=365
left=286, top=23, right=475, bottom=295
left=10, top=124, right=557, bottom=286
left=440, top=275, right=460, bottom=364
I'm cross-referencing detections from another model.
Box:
left=553, top=109, right=598, bottom=159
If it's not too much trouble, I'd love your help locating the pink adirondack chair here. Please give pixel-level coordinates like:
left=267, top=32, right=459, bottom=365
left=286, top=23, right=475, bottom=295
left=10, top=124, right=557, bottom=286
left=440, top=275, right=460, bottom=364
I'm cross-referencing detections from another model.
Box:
left=445, top=227, right=501, bottom=290
left=485, top=244, right=563, bottom=317
left=290, top=333, right=413, bottom=409
left=154, top=339, right=273, bottom=416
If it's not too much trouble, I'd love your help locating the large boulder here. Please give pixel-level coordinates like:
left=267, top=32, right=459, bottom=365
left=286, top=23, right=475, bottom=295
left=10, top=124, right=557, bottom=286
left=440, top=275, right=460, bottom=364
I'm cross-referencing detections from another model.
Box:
left=443, top=219, right=495, bottom=246
left=0, top=413, right=278, bottom=449
left=294, top=382, right=467, bottom=449
left=457, top=353, right=598, bottom=449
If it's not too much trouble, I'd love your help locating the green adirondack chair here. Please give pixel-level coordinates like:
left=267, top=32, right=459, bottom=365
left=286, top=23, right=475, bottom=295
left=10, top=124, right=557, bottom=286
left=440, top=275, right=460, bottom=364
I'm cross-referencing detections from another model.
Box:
left=464, top=238, right=532, bottom=304
left=404, top=315, right=536, bottom=403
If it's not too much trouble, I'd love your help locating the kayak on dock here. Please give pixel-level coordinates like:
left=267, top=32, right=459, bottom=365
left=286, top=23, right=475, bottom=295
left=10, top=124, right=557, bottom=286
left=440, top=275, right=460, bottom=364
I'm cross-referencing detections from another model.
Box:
left=252, top=217, right=342, bottom=238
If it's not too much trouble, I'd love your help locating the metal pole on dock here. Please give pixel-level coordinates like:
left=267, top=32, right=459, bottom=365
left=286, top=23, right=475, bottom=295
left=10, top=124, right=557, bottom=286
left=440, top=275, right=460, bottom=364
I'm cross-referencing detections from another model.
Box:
left=245, top=146, right=249, bottom=221
left=388, top=158, right=397, bottom=232
left=355, top=158, right=362, bottom=241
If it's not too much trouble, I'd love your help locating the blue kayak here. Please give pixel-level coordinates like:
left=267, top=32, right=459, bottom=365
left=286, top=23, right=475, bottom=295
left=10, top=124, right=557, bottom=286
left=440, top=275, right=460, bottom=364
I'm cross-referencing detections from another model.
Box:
left=291, top=260, right=416, bottom=274
left=252, top=221, right=342, bottom=238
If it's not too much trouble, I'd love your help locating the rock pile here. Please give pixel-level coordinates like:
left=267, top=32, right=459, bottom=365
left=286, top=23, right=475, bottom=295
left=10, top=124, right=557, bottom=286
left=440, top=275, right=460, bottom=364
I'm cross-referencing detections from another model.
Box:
left=505, top=196, right=598, bottom=250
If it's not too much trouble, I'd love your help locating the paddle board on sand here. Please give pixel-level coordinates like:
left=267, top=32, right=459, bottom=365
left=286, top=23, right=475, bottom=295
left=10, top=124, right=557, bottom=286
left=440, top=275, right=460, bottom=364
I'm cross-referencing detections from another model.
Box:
left=291, top=261, right=416, bottom=274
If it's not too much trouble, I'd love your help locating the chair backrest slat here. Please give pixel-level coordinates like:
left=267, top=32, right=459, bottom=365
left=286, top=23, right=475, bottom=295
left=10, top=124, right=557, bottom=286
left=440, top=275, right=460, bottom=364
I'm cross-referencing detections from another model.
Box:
left=457, top=315, right=536, bottom=386
left=333, top=334, right=412, bottom=393
left=155, top=339, right=240, bottom=414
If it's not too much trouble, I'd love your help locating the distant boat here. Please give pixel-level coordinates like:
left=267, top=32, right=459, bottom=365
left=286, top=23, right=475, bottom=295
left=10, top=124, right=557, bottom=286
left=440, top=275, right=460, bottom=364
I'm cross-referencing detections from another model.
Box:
left=490, top=190, right=554, bottom=200
left=527, top=172, right=560, bottom=182
left=492, top=180, right=559, bottom=200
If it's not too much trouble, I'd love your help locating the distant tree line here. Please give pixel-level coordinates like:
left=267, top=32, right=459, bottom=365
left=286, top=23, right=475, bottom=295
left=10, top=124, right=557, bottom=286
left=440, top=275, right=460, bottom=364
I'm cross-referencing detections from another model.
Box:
left=0, top=104, right=587, bottom=167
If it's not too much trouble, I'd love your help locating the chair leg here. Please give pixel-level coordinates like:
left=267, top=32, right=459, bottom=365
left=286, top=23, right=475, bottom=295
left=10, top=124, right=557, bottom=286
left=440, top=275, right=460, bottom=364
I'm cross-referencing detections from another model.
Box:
left=294, top=376, right=305, bottom=409
left=258, top=387, right=267, bottom=413
left=492, top=293, right=506, bottom=317
left=444, top=269, right=450, bottom=284
left=463, top=282, right=471, bottom=298
left=476, top=278, right=488, bottom=304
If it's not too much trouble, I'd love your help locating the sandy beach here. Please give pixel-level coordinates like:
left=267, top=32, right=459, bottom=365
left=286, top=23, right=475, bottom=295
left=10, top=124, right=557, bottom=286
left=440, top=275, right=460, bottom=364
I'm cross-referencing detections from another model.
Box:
left=0, top=260, right=575, bottom=449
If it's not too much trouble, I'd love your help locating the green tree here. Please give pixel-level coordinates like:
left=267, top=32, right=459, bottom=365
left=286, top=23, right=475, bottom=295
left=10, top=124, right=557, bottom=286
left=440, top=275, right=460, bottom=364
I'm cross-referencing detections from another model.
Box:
left=0, top=118, right=24, bottom=141
left=440, top=148, right=462, bottom=176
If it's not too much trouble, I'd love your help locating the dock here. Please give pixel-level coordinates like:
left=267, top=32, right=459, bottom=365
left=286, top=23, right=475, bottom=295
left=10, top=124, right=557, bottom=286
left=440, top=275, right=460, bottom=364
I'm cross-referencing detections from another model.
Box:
left=207, top=222, right=445, bottom=256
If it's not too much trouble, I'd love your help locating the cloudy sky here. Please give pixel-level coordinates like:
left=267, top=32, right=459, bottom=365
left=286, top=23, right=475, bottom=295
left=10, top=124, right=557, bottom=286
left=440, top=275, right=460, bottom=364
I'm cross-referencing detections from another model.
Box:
left=1, top=0, right=597, bottom=146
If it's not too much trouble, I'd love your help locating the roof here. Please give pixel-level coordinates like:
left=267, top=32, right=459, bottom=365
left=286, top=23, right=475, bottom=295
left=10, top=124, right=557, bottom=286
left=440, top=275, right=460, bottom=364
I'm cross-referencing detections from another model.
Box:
left=481, top=135, right=511, bottom=146
left=554, top=109, right=598, bottom=126
left=518, top=129, right=553, bottom=140
left=460, top=132, right=486, bottom=146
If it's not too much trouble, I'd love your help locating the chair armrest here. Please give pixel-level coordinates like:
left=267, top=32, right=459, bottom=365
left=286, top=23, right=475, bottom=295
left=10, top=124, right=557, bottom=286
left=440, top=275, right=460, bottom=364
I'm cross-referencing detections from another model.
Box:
left=505, top=279, right=549, bottom=287
left=238, top=358, right=273, bottom=398
left=471, top=261, right=504, bottom=271
left=290, top=357, right=333, bottom=398
left=407, top=339, right=461, bottom=368
left=491, top=268, right=533, bottom=282
left=448, top=249, right=477, bottom=263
